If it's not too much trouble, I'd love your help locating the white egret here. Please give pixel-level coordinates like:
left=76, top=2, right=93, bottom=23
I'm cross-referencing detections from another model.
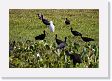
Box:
left=49, top=21, right=55, bottom=32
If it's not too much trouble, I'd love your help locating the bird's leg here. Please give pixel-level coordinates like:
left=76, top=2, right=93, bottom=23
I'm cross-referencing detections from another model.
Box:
left=64, top=51, right=67, bottom=63
left=57, top=49, right=61, bottom=56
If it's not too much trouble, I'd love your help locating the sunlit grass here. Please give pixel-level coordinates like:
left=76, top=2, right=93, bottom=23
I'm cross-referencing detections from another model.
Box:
left=9, top=9, right=99, bottom=68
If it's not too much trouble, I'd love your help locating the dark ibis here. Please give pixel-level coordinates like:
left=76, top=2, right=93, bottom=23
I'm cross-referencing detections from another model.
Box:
left=35, top=30, right=46, bottom=40
left=71, top=27, right=82, bottom=36
left=41, top=15, right=50, bottom=26
left=55, top=34, right=66, bottom=45
left=81, top=36, right=94, bottom=42
left=65, top=18, right=70, bottom=25
left=57, top=37, right=67, bottom=49
left=37, top=13, right=42, bottom=20
left=65, top=50, right=82, bottom=65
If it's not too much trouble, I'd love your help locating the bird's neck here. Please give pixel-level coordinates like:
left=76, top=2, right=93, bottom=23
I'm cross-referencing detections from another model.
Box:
left=44, top=32, right=45, bottom=35
left=65, top=38, right=66, bottom=42
left=55, top=36, right=57, bottom=39
left=41, top=16, right=44, bottom=20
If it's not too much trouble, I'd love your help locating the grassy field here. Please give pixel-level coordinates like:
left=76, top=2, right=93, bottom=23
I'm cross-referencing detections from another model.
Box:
left=9, top=9, right=99, bottom=68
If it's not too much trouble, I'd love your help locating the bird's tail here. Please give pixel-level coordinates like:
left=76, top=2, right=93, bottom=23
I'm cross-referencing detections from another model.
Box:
left=91, top=39, right=94, bottom=41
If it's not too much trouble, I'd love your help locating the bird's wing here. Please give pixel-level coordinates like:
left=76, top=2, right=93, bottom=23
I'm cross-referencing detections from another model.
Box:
left=56, top=39, right=63, bottom=44
left=57, top=43, right=65, bottom=48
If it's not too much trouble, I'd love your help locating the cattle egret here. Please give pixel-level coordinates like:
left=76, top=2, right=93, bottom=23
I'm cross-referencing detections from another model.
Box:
left=49, top=21, right=55, bottom=32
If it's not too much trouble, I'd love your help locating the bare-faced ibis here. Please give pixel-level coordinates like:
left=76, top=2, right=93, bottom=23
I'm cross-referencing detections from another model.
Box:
left=55, top=34, right=66, bottom=45
left=65, top=18, right=70, bottom=25
left=65, top=50, right=82, bottom=65
left=37, top=13, right=42, bottom=20
left=41, top=15, right=50, bottom=26
left=57, top=37, right=67, bottom=49
left=35, top=30, right=46, bottom=40
left=71, top=27, right=82, bottom=36
left=81, top=36, right=94, bottom=42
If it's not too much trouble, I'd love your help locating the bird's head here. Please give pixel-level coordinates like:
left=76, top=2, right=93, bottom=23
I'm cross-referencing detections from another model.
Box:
left=43, top=30, right=45, bottom=34
left=65, top=37, right=67, bottom=42
left=37, top=13, right=39, bottom=16
left=37, top=13, right=40, bottom=16
left=41, top=14, right=44, bottom=19
left=50, top=21, right=53, bottom=24
left=71, top=27, right=73, bottom=31
left=55, top=34, right=57, bottom=39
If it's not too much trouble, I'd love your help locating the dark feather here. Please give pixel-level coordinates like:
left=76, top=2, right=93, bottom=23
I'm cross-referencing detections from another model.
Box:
left=9, top=41, right=15, bottom=52
left=35, top=30, right=46, bottom=40
left=41, top=15, right=50, bottom=25
left=65, top=50, right=82, bottom=65
left=37, top=13, right=42, bottom=20
left=71, top=28, right=82, bottom=36
left=56, top=36, right=67, bottom=49
left=55, top=34, right=64, bottom=45
left=65, top=18, right=70, bottom=25
left=81, top=36, right=94, bottom=42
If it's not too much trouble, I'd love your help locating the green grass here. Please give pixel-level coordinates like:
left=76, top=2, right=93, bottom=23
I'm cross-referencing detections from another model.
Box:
left=9, top=9, right=99, bottom=68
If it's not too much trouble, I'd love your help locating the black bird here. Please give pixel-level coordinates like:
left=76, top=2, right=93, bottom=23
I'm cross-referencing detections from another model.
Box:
left=71, top=28, right=82, bottom=36
left=37, top=13, right=42, bottom=20
left=35, top=30, right=46, bottom=40
left=65, top=50, right=82, bottom=65
left=55, top=34, right=64, bottom=45
left=81, top=36, right=94, bottom=42
left=57, top=37, right=67, bottom=49
left=65, top=18, right=70, bottom=25
left=41, top=15, right=50, bottom=25
left=9, top=41, right=15, bottom=52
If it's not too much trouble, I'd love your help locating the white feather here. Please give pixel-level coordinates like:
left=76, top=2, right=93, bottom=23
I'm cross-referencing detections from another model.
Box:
left=49, top=21, right=55, bottom=32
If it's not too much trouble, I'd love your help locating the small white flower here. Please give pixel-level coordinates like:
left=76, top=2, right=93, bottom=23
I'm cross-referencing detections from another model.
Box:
left=18, top=47, right=20, bottom=49
left=14, top=46, right=16, bottom=49
left=70, top=51, right=73, bottom=54
left=44, top=43, right=48, bottom=46
left=36, top=53, right=40, bottom=58
left=40, top=58, right=43, bottom=61
left=92, top=48, right=95, bottom=52
left=25, top=47, right=27, bottom=49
